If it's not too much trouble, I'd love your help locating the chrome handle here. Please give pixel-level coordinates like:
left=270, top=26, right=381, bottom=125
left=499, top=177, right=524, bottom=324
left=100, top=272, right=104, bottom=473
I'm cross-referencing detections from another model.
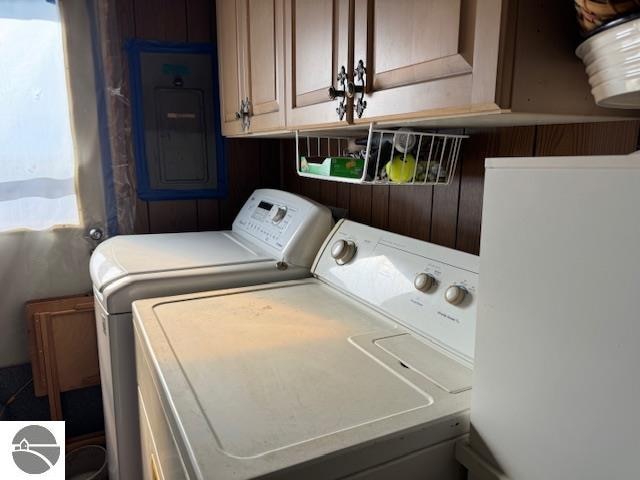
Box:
left=352, top=60, right=367, bottom=118
left=328, top=86, right=345, bottom=100
left=355, top=97, right=367, bottom=118
left=236, top=97, right=251, bottom=130
left=346, top=81, right=364, bottom=99
left=329, top=66, right=348, bottom=121
left=354, top=59, right=366, bottom=83
left=337, top=65, right=348, bottom=85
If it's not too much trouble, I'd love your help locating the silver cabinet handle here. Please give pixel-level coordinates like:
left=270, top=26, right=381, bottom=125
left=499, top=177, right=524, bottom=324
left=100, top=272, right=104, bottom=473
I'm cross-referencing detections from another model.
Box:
left=328, top=66, right=348, bottom=120
left=235, top=97, right=251, bottom=130
left=353, top=60, right=367, bottom=118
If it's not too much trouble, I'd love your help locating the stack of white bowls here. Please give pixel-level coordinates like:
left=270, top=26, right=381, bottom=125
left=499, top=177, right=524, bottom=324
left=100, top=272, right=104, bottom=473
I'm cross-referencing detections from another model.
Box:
left=576, top=16, right=640, bottom=108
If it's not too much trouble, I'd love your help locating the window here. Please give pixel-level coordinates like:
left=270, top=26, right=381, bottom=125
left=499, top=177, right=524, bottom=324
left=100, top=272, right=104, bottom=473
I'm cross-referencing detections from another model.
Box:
left=0, top=1, right=79, bottom=232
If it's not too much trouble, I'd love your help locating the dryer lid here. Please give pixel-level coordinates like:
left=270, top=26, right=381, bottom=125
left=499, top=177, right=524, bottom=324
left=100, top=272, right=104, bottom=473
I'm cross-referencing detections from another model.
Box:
left=90, top=231, right=270, bottom=291
left=143, top=281, right=446, bottom=460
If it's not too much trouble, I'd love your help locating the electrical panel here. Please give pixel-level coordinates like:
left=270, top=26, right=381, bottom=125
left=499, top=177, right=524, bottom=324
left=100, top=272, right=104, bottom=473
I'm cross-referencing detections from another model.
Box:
left=128, top=41, right=225, bottom=200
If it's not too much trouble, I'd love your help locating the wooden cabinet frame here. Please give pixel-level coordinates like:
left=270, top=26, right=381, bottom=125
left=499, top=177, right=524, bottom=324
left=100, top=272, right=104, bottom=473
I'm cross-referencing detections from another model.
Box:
left=221, top=0, right=636, bottom=136
left=285, top=0, right=352, bottom=129
left=217, top=0, right=286, bottom=135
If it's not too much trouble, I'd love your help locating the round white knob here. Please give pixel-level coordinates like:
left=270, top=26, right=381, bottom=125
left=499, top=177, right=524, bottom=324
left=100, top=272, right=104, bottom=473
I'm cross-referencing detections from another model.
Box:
left=270, top=206, right=287, bottom=223
left=414, top=273, right=435, bottom=292
left=445, top=285, right=466, bottom=305
left=331, top=240, right=357, bottom=265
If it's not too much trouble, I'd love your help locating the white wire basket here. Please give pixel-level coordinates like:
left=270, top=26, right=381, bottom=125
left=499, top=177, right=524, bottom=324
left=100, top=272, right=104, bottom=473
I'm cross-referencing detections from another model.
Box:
left=296, top=124, right=468, bottom=186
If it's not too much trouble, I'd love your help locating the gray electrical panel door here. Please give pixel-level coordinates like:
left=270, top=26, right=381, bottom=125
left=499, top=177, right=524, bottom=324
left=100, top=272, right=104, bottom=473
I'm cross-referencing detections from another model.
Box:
left=137, top=49, right=221, bottom=198
left=154, top=88, right=208, bottom=185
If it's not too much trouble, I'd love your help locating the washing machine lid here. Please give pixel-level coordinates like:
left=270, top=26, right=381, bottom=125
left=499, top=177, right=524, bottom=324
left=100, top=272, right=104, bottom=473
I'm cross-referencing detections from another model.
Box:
left=134, top=280, right=471, bottom=478
left=90, top=231, right=270, bottom=292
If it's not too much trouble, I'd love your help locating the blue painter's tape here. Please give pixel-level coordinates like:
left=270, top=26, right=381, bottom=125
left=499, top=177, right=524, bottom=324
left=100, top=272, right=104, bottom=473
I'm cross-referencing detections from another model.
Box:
left=126, top=39, right=227, bottom=201
left=87, top=0, right=118, bottom=235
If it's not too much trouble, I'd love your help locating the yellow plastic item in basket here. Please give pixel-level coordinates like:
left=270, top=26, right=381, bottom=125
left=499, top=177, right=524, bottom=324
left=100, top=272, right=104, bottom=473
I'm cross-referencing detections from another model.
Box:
left=385, top=154, right=416, bottom=183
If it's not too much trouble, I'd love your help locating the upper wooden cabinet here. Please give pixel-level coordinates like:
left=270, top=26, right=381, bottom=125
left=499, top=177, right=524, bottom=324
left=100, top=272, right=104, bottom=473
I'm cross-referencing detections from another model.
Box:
left=351, top=0, right=482, bottom=122
left=217, top=0, right=635, bottom=135
left=216, top=0, right=285, bottom=135
left=284, top=0, right=351, bottom=129
left=283, top=0, right=494, bottom=128
left=217, top=0, right=243, bottom=136
left=352, top=0, right=636, bottom=125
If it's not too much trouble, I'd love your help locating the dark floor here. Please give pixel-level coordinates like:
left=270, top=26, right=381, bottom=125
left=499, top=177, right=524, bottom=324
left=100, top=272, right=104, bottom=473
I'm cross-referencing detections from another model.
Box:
left=0, top=363, right=104, bottom=438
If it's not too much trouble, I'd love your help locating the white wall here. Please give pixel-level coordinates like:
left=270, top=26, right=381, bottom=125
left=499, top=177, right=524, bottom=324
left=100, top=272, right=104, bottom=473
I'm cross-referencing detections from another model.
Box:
left=0, top=230, right=94, bottom=366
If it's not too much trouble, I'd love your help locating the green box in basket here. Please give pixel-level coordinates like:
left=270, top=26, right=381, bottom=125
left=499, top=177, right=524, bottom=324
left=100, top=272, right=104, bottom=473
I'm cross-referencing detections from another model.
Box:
left=300, top=156, right=364, bottom=179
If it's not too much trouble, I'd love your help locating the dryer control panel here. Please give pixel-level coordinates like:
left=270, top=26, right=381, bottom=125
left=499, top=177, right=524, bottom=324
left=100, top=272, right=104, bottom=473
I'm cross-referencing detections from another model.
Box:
left=313, top=220, right=479, bottom=365
left=232, top=189, right=334, bottom=267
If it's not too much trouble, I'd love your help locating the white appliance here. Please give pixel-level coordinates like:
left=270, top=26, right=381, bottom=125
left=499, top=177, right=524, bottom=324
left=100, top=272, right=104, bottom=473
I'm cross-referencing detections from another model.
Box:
left=133, top=219, right=479, bottom=479
left=89, top=189, right=333, bottom=480
left=456, top=156, right=640, bottom=480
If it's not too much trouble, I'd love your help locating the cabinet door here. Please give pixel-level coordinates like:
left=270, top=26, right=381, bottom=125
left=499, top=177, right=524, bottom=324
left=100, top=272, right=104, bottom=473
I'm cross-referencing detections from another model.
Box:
left=216, top=0, right=245, bottom=136
left=285, top=0, right=351, bottom=129
left=239, top=0, right=286, bottom=132
left=353, top=0, right=499, bottom=123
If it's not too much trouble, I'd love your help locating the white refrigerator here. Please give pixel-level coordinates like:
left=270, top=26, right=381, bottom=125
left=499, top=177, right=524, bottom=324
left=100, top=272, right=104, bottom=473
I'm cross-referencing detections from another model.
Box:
left=456, top=155, right=640, bottom=480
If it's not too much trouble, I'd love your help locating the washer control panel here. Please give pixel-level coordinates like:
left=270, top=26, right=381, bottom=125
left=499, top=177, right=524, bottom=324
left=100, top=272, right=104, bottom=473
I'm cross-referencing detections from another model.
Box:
left=232, top=189, right=334, bottom=266
left=313, top=220, right=479, bottom=364
left=234, top=195, right=300, bottom=249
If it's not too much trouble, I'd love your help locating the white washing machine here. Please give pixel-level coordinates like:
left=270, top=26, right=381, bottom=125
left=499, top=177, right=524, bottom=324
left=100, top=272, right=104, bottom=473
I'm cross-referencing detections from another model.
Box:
left=89, top=189, right=333, bottom=480
left=133, top=219, right=479, bottom=480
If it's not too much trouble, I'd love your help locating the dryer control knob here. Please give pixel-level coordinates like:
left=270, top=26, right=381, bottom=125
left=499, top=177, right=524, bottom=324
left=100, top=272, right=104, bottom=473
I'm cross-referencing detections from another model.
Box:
left=331, top=239, right=357, bottom=265
left=445, top=285, right=467, bottom=305
left=414, top=273, right=435, bottom=292
left=270, top=206, right=287, bottom=223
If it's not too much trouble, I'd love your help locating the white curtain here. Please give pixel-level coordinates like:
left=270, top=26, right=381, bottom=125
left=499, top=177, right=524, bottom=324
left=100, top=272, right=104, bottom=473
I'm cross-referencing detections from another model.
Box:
left=0, top=1, right=79, bottom=231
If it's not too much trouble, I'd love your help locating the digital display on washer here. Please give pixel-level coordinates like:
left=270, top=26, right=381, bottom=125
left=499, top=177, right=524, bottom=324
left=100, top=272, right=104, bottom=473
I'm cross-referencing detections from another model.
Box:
left=258, top=201, right=273, bottom=211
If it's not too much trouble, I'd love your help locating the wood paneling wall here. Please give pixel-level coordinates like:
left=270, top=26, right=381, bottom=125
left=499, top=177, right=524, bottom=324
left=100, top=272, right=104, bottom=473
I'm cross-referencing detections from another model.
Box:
left=117, top=0, right=282, bottom=234
left=280, top=121, right=640, bottom=255
left=119, top=3, right=639, bottom=253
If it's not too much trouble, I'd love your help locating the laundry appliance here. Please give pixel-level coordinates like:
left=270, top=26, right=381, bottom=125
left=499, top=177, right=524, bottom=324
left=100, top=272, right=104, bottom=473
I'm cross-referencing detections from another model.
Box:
left=456, top=155, right=640, bottom=480
left=133, top=219, right=479, bottom=479
left=89, top=189, right=333, bottom=480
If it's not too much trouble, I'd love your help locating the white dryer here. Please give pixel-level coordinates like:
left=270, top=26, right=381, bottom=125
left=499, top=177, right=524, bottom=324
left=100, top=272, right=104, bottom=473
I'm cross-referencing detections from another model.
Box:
left=133, top=219, right=479, bottom=480
left=89, top=189, right=333, bottom=480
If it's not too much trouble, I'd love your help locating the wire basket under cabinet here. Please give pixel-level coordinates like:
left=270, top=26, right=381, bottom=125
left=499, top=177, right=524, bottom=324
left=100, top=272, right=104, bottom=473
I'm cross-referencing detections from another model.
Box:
left=295, top=124, right=468, bottom=186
